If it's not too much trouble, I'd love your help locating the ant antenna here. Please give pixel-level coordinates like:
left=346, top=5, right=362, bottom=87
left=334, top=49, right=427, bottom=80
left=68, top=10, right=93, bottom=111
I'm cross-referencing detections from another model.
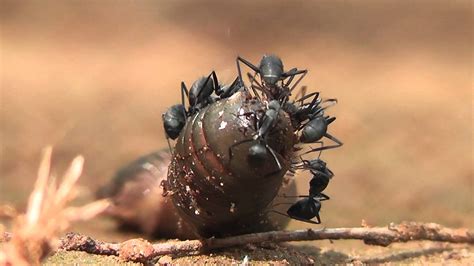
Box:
left=293, top=86, right=307, bottom=102
left=317, top=144, right=323, bottom=159
left=301, top=142, right=324, bottom=158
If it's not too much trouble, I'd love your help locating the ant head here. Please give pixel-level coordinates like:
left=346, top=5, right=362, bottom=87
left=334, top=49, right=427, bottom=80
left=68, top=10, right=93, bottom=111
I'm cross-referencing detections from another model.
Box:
left=248, top=142, right=267, bottom=166
left=260, top=55, right=284, bottom=86
left=171, top=104, right=186, bottom=119
left=163, top=104, right=187, bottom=139
left=260, top=54, right=283, bottom=68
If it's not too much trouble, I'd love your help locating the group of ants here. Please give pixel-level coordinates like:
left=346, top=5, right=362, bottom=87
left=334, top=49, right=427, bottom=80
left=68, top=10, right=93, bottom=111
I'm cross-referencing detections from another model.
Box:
left=162, top=55, right=343, bottom=225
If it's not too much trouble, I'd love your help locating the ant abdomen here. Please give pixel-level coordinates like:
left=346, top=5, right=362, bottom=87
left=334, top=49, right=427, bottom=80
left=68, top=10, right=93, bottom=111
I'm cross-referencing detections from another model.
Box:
left=166, top=91, right=296, bottom=237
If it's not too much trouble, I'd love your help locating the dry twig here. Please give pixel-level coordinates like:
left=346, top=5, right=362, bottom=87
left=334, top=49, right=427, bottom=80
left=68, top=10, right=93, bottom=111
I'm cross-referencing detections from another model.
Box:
left=56, top=222, right=473, bottom=262
left=0, top=147, right=110, bottom=265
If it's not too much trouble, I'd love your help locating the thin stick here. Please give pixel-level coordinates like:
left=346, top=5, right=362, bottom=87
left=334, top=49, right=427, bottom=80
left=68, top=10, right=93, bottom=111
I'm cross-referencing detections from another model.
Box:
left=51, top=222, right=474, bottom=262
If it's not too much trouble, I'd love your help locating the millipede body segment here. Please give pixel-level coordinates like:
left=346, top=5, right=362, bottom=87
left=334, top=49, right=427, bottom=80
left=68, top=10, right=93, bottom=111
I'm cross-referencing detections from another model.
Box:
left=166, top=91, right=296, bottom=237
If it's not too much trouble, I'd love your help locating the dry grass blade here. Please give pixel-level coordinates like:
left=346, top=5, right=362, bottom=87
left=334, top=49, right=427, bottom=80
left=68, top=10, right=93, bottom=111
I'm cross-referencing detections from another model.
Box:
left=0, top=147, right=110, bottom=266
left=63, top=199, right=111, bottom=223
left=26, top=146, right=52, bottom=226
left=54, top=156, right=84, bottom=208
left=0, top=204, right=18, bottom=219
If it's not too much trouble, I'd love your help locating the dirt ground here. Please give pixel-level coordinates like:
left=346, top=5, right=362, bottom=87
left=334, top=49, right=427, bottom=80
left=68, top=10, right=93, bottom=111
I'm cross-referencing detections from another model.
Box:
left=1, top=0, right=472, bottom=264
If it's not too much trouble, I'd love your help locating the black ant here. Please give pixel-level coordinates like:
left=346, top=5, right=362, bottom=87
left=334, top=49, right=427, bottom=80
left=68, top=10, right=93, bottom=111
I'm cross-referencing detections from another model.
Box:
left=276, top=159, right=333, bottom=224
left=289, top=91, right=343, bottom=153
left=229, top=100, right=283, bottom=175
left=272, top=144, right=335, bottom=224
left=162, top=71, right=220, bottom=152
left=294, top=156, right=334, bottom=200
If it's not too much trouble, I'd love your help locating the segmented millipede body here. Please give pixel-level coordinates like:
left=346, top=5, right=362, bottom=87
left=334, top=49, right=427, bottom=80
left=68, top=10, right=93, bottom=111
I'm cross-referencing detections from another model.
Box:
left=166, top=91, right=296, bottom=237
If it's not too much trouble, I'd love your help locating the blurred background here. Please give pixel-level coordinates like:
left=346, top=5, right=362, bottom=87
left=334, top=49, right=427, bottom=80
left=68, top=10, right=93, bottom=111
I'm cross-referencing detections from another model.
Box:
left=1, top=0, right=472, bottom=239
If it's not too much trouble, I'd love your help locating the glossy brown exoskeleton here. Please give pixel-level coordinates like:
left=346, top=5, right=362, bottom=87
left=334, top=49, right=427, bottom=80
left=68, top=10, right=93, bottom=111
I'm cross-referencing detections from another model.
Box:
left=165, top=91, right=297, bottom=237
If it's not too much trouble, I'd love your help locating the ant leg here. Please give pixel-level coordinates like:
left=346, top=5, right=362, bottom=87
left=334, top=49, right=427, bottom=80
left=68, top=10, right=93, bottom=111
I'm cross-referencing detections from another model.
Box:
left=299, top=142, right=324, bottom=156
left=247, top=72, right=271, bottom=99
left=293, top=85, right=307, bottom=102
left=277, top=194, right=309, bottom=198
left=295, top=91, right=320, bottom=104
left=288, top=213, right=321, bottom=224
left=318, top=193, right=330, bottom=201
left=246, top=73, right=261, bottom=99
left=236, top=57, right=244, bottom=85
left=309, top=100, right=338, bottom=118
left=313, top=212, right=322, bottom=224
left=301, top=134, right=343, bottom=154
left=162, top=113, right=173, bottom=154
left=228, top=138, right=254, bottom=159
left=220, top=76, right=241, bottom=98
left=264, top=144, right=283, bottom=176
left=237, top=56, right=259, bottom=86
left=269, top=209, right=321, bottom=224
left=293, top=157, right=311, bottom=170
left=304, top=142, right=324, bottom=161
left=210, top=70, right=219, bottom=95
left=297, top=119, right=311, bottom=131
left=250, top=86, right=261, bottom=100
left=283, top=68, right=306, bottom=79
left=287, top=167, right=297, bottom=176
left=324, top=133, right=343, bottom=148
left=237, top=56, right=259, bottom=72
left=288, top=70, right=307, bottom=92
left=283, top=68, right=298, bottom=87
left=286, top=69, right=308, bottom=93
left=252, top=86, right=267, bottom=100
left=319, top=98, right=338, bottom=112
left=194, top=71, right=216, bottom=103
left=247, top=72, right=265, bottom=89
